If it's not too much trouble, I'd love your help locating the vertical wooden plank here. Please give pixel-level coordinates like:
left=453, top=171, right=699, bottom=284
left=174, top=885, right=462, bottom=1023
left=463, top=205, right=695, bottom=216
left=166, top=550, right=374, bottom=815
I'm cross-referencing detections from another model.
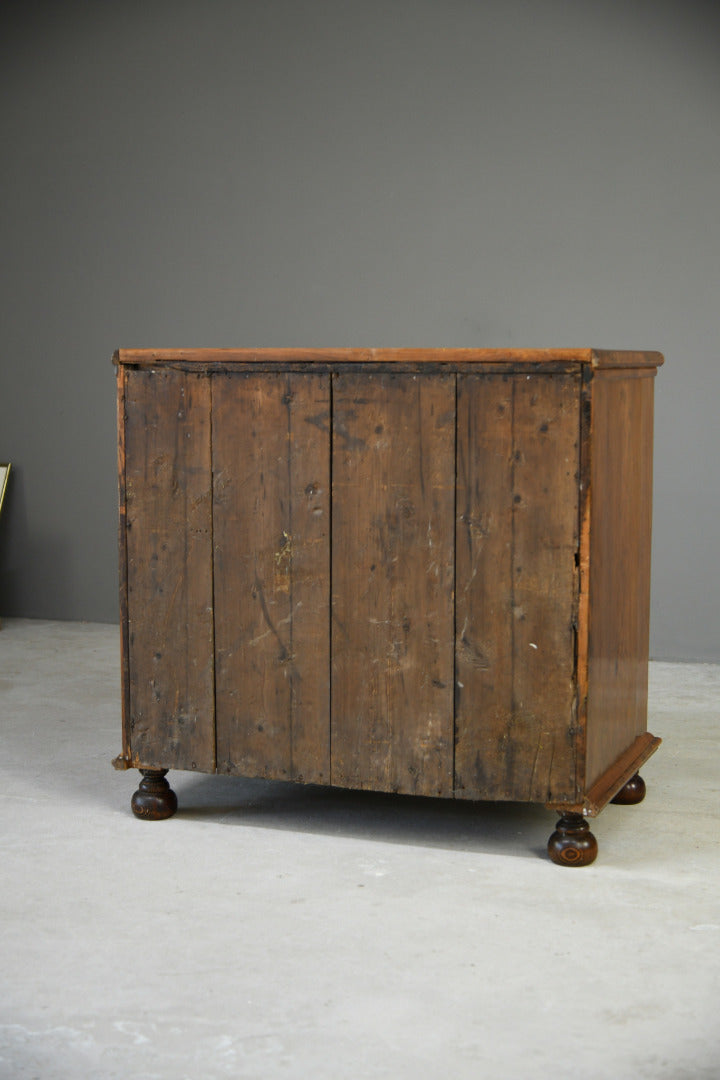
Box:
left=585, top=370, right=655, bottom=787
left=213, top=372, right=330, bottom=783
left=455, top=373, right=580, bottom=802
left=512, top=373, right=580, bottom=802
left=124, top=367, right=215, bottom=771
left=331, top=372, right=456, bottom=796
left=454, top=374, right=514, bottom=796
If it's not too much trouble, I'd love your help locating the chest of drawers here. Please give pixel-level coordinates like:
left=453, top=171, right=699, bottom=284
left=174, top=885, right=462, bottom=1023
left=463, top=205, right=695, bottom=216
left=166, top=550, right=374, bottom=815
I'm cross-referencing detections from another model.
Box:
left=113, top=348, right=662, bottom=865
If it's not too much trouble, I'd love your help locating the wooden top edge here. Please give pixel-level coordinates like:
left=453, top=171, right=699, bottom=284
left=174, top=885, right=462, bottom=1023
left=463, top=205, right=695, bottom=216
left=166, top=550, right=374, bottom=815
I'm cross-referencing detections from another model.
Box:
left=590, top=349, right=664, bottom=369
left=113, top=347, right=663, bottom=368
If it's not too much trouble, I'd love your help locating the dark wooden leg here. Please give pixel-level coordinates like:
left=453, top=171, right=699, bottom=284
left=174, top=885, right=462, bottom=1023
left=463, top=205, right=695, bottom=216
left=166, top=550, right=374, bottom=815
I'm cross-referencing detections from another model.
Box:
left=131, top=769, right=178, bottom=820
left=547, top=813, right=598, bottom=867
left=611, top=772, right=646, bottom=805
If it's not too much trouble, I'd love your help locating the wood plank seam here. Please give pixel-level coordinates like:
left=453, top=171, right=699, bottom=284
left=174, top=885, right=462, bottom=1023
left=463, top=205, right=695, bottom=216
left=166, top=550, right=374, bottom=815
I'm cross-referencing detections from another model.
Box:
left=284, top=375, right=295, bottom=779
left=328, top=372, right=334, bottom=779
left=573, top=364, right=593, bottom=799
left=210, top=372, right=218, bottom=774
left=451, top=372, right=459, bottom=796
left=510, top=378, right=519, bottom=758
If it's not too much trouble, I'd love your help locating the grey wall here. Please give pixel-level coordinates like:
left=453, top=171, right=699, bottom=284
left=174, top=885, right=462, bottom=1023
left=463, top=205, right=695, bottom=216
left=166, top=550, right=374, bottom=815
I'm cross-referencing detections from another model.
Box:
left=1, top=0, right=718, bottom=660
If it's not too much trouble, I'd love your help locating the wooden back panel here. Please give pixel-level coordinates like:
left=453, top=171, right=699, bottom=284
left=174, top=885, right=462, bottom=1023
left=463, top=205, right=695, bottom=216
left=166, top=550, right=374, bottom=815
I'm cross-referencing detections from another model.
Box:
left=212, top=372, right=331, bottom=783
left=116, top=351, right=661, bottom=802
left=454, top=373, right=581, bottom=802
left=122, top=367, right=215, bottom=772
left=330, top=372, right=456, bottom=796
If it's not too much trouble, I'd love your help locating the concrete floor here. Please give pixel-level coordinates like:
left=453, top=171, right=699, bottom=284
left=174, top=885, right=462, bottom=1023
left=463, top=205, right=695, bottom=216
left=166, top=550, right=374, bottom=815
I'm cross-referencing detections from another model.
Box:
left=0, top=618, right=718, bottom=1080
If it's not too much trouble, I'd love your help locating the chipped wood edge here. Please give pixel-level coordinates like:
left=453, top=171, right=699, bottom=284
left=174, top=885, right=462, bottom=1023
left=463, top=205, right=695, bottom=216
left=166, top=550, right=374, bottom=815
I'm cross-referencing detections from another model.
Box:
left=590, top=349, right=664, bottom=371
left=573, top=365, right=594, bottom=798
left=547, top=733, right=662, bottom=818
left=113, top=347, right=664, bottom=371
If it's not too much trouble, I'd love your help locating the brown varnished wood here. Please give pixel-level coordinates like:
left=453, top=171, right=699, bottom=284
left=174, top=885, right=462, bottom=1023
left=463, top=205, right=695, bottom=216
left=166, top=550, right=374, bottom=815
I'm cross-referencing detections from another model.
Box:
left=116, top=363, right=132, bottom=766
left=584, top=369, right=656, bottom=788
left=611, top=772, right=646, bottom=805
left=213, top=372, right=331, bottom=783
left=590, top=349, right=664, bottom=370
left=124, top=367, right=215, bottom=772
left=331, top=372, right=456, bottom=795
left=548, top=734, right=661, bottom=817
left=454, top=372, right=581, bottom=803
left=586, top=733, right=660, bottom=816
left=547, top=813, right=598, bottom=867
left=130, top=769, right=178, bottom=820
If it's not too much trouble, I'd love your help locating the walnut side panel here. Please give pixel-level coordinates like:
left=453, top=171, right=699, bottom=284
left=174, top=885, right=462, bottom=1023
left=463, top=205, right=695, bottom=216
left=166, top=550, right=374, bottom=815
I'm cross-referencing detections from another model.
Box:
left=455, top=373, right=581, bottom=802
left=585, top=370, right=656, bottom=787
left=117, top=364, right=132, bottom=764
left=213, top=373, right=331, bottom=783
left=331, top=372, right=456, bottom=796
left=124, top=368, right=215, bottom=771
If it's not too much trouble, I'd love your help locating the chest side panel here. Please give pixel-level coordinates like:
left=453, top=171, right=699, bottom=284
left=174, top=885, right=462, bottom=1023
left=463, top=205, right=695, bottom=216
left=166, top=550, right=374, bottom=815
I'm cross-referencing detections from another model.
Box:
left=123, top=367, right=215, bottom=771
left=331, top=372, right=456, bottom=796
left=585, top=370, right=655, bottom=787
left=454, top=372, right=581, bottom=802
left=213, top=372, right=331, bottom=783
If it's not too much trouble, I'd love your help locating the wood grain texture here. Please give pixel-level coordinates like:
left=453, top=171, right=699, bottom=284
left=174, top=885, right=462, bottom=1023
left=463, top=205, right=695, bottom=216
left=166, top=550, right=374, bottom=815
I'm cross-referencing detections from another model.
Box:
left=590, top=350, right=664, bottom=370
left=454, top=375, right=514, bottom=796
left=569, top=369, right=594, bottom=792
left=115, top=347, right=663, bottom=371
left=115, top=348, right=661, bottom=827
left=548, top=733, right=661, bottom=817
left=331, top=372, right=456, bottom=795
left=116, top=364, right=132, bottom=764
left=213, top=373, right=331, bottom=782
left=124, top=368, right=215, bottom=771
left=454, top=373, right=581, bottom=803
left=584, top=370, right=656, bottom=787
left=115, top=347, right=594, bottom=368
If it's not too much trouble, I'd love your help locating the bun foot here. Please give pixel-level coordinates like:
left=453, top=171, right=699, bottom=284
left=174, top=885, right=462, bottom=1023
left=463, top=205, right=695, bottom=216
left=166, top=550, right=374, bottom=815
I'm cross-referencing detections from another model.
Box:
left=548, top=813, right=598, bottom=867
left=131, top=769, right=178, bottom=820
left=611, top=772, right=646, bottom=805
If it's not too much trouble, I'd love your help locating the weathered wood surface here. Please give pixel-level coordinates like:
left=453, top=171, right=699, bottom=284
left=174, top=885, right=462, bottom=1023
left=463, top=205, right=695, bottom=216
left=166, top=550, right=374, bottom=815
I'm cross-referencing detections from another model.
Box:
left=584, top=733, right=661, bottom=816
left=213, top=373, right=331, bottom=782
left=454, top=373, right=581, bottom=803
left=331, top=372, right=456, bottom=795
left=123, top=367, right=215, bottom=771
left=114, top=347, right=664, bottom=370
left=584, top=370, right=656, bottom=787
left=116, top=350, right=661, bottom=823
left=115, top=347, right=592, bottom=367
left=589, top=349, right=664, bottom=370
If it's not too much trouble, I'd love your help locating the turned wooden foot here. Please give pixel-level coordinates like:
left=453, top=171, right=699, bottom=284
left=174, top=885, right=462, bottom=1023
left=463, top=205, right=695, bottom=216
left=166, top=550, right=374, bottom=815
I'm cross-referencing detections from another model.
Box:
left=547, top=813, right=598, bottom=867
left=131, top=769, right=178, bottom=820
left=611, top=772, right=646, bottom=805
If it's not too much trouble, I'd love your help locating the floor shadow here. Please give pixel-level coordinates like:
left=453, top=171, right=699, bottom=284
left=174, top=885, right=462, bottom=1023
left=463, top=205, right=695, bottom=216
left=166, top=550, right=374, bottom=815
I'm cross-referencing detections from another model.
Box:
left=172, top=773, right=552, bottom=861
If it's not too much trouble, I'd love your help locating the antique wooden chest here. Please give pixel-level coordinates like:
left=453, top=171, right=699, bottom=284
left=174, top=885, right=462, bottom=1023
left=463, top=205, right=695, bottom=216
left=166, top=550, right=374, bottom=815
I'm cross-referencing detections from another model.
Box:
left=113, top=348, right=663, bottom=865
